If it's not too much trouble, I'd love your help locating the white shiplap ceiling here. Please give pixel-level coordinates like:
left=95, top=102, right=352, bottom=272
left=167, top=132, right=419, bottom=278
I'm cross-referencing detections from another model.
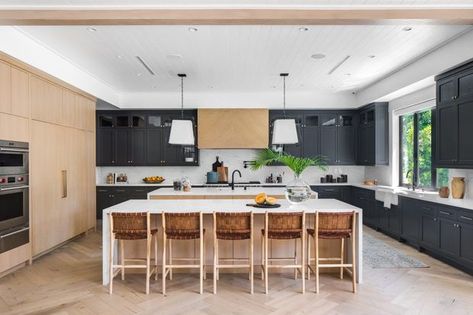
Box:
left=2, top=0, right=473, bottom=7
left=16, top=24, right=471, bottom=94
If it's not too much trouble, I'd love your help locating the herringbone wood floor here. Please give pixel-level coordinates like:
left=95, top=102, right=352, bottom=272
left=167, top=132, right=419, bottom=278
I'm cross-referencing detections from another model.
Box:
left=1, top=227, right=473, bottom=315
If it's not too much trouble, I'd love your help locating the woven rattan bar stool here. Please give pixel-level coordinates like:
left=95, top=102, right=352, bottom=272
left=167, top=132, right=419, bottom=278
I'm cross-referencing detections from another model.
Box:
left=307, top=211, right=356, bottom=293
left=261, top=211, right=306, bottom=294
left=213, top=212, right=254, bottom=294
left=108, top=212, right=158, bottom=295
left=162, top=212, right=205, bottom=295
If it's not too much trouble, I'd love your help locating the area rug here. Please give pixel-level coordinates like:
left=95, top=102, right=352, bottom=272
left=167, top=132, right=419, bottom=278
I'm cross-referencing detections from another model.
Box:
left=363, top=233, right=429, bottom=269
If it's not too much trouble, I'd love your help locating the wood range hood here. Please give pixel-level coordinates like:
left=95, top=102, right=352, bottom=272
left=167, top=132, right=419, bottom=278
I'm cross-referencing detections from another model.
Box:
left=197, top=108, right=269, bottom=149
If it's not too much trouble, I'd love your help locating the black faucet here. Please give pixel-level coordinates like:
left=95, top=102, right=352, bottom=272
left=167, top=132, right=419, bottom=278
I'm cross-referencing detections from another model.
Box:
left=406, top=170, right=417, bottom=191
left=230, top=169, right=242, bottom=190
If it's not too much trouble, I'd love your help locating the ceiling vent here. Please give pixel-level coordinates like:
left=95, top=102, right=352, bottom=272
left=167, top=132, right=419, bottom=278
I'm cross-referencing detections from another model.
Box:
left=328, top=55, right=351, bottom=75
left=136, top=56, right=156, bottom=75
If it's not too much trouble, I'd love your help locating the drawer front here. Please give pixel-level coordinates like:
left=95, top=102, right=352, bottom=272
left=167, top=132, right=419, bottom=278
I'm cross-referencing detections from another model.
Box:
left=419, top=202, right=437, bottom=217
left=438, top=206, right=457, bottom=220
left=458, top=211, right=473, bottom=225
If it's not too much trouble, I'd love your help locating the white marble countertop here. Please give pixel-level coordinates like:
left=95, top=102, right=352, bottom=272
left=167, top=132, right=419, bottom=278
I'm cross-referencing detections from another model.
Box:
left=103, top=198, right=362, bottom=214
left=147, top=187, right=288, bottom=197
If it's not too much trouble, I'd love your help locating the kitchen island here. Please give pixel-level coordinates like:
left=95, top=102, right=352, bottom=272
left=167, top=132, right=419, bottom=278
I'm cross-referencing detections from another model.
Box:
left=102, top=187, right=363, bottom=287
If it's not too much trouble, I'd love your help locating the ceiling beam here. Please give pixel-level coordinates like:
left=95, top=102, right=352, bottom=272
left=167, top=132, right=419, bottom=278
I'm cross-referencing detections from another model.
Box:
left=0, top=8, right=472, bottom=25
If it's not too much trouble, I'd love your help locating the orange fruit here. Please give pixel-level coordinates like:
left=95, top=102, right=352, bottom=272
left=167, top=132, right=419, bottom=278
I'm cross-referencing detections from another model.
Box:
left=266, top=197, right=277, bottom=205
left=255, top=193, right=267, bottom=205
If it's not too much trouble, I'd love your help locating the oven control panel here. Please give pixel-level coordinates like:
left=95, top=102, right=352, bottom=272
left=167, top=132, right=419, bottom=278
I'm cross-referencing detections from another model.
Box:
left=0, top=174, right=28, bottom=187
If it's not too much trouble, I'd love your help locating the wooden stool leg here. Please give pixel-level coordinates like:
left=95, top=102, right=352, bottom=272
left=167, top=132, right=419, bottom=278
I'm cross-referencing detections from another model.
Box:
left=351, top=219, right=357, bottom=293
left=146, top=235, right=151, bottom=295
left=260, top=233, right=264, bottom=281
left=302, top=213, right=306, bottom=294
left=154, top=234, right=158, bottom=281
left=340, top=238, right=345, bottom=280
left=120, top=239, right=125, bottom=281
left=169, top=239, right=173, bottom=281
left=315, top=213, right=319, bottom=294
left=213, top=213, right=217, bottom=294
left=162, top=235, right=167, bottom=296
left=109, top=235, right=114, bottom=295
left=307, top=234, right=311, bottom=280
left=200, top=213, right=204, bottom=295
left=250, top=236, right=254, bottom=295
left=264, top=213, right=269, bottom=294
left=294, top=239, right=298, bottom=280
left=203, top=238, right=207, bottom=280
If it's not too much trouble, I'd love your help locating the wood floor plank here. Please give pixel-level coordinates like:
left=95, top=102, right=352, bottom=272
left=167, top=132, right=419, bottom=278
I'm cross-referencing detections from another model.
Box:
left=0, top=227, right=472, bottom=315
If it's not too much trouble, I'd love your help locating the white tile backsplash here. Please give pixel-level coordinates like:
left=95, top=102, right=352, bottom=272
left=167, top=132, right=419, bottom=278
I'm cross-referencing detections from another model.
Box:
left=96, top=149, right=366, bottom=185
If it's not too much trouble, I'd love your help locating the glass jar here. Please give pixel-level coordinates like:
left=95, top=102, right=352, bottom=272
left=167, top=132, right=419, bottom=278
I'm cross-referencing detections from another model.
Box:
left=285, top=175, right=312, bottom=204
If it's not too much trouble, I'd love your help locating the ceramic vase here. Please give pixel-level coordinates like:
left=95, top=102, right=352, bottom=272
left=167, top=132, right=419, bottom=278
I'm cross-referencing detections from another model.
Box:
left=451, top=177, right=465, bottom=199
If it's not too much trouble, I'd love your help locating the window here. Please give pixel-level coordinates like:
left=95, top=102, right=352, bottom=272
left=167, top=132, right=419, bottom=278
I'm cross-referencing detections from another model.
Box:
left=399, top=109, right=448, bottom=188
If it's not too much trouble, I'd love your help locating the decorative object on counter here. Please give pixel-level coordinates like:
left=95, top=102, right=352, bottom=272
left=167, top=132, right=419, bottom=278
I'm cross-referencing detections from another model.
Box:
left=451, top=177, right=465, bottom=199
left=265, top=173, right=275, bottom=184
left=277, top=174, right=283, bottom=183
left=249, top=193, right=280, bottom=208
left=116, top=173, right=128, bottom=183
left=106, top=173, right=115, bottom=184
left=326, top=174, right=333, bottom=183
left=212, top=156, right=222, bottom=172
left=182, top=177, right=192, bottom=192
left=439, top=186, right=450, bottom=198
left=173, top=180, right=182, bottom=191
left=320, top=177, right=326, bottom=183
left=272, top=73, right=298, bottom=145
left=142, top=176, right=165, bottom=184
left=341, top=174, right=348, bottom=183
left=251, top=148, right=326, bottom=204
left=169, top=73, right=195, bottom=145
left=217, top=164, right=228, bottom=183
left=363, top=179, right=378, bottom=186
left=207, top=171, right=218, bottom=184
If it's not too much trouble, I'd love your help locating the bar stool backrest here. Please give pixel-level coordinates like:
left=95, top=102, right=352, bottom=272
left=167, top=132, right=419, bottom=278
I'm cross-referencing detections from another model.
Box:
left=216, top=212, right=252, bottom=233
left=111, top=212, right=149, bottom=234
left=165, top=212, right=201, bottom=233
left=317, top=212, right=354, bottom=234
left=268, top=212, right=303, bottom=232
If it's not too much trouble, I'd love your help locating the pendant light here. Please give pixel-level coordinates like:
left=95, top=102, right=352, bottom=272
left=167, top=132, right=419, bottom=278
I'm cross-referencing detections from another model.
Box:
left=272, top=73, right=298, bottom=145
left=169, top=73, right=195, bottom=145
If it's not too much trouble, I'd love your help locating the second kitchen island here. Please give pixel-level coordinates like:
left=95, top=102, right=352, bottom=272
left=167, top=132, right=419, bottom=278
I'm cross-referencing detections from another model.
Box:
left=102, top=187, right=363, bottom=287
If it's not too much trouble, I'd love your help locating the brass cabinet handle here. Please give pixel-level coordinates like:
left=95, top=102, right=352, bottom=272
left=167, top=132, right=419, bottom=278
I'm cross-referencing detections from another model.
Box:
left=61, top=170, right=67, bottom=198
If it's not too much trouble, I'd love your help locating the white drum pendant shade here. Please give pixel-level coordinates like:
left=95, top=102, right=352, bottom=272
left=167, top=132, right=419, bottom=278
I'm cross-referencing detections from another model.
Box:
left=169, top=119, right=195, bottom=145
left=272, top=119, right=298, bottom=144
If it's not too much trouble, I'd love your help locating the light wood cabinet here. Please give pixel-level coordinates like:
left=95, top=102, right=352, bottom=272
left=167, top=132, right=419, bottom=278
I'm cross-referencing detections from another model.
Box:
left=198, top=108, right=269, bottom=149
left=30, top=75, right=62, bottom=124
left=11, top=67, right=29, bottom=118
left=0, top=112, right=29, bottom=142
left=0, top=61, right=11, bottom=114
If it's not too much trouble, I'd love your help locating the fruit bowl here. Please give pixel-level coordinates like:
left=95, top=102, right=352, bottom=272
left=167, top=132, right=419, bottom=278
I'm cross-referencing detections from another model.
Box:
left=143, top=176, right=165, bottom=184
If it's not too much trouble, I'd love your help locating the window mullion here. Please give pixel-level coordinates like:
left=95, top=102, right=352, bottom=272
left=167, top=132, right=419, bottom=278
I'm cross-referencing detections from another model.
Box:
left=413, top=113, right=419, bottom=187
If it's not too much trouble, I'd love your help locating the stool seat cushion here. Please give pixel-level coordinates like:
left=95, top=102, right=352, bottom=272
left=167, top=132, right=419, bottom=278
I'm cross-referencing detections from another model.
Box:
left=114, top=229, right=158, bottom=240
left=166, top=229, right=206, bottom=240
left=261, top=229, right=302, bottom=240
left=307, top=228, right=351, bottom=239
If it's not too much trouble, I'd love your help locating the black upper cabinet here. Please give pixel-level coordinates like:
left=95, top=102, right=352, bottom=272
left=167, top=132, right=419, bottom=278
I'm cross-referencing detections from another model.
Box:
left=96, top=110, right=199, bottom=167
left=435, top=58, right=473, bottom=168
left=302, top=114, right=320, bottom=158
left=320, top=113, right=337, bottom=164
left=357, top=102, right=388, bottom=166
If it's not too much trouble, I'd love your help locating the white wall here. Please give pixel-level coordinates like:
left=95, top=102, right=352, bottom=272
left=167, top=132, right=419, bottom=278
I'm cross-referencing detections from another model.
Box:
left=97, top=149, right=366, bottom=185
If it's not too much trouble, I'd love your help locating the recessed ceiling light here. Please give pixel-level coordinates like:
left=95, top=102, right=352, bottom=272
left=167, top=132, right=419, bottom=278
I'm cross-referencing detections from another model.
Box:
left=345, top=73, right=352, bottom=76
left=166, top=54, right=183, bottom=60
left=86, top=26, right=97, bottom=32
left=402, top=26, right=413, bottom=32
left=299, top=27, right=309, bottom=32
left=137, top=73, right=143, bottom=77
left=311, top=53, right=326, bottom=60
left=368, top=55, right=376, bottom=59
left=188, top=27, right=198, bottom=32
left=117, top=55, right=123, bottom=59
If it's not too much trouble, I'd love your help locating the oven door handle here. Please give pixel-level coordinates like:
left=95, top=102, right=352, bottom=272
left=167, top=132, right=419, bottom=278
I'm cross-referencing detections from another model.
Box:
left=0, top=147, right=29, bottom=153
left=0, top=185, right=29, bottom=191
left=0, top=227, right=29, bottom=239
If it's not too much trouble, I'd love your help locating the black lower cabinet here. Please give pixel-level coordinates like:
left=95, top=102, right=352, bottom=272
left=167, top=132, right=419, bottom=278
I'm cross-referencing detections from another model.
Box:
left=376, top=202, right=401, bottom=237
left=351, top=187, right=376, bottom=228
left=311, top=185, right=351, bottom=202
left=96, top=186, right=161, bottom=219
left=439, top=218, right=461, bottom=258
left=400, top=197, right=421, bottom=245
left=421, top=214, right=440, bottom=249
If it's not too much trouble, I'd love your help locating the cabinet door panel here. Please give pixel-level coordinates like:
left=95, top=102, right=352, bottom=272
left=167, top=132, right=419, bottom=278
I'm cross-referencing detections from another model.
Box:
left=162, top=127, right=184, bottom=165
left=131, top=129, right=146, bottom=165
left=388, top=205, right=401, bottom=236
left=320, top=126, right=337, bottom=164
left=337, top=126, right=356, bottom=164
left=458, top=70, right=473, bottom=101
left=439, top=219, right=460, bottom=257
left=30, top=76, right=61, bottom=124
left=11, top=67, right=29, bottom=118
left=401, top=198, right=420, bottom=242
left=146, top=129, right=163, bottom=165
left=437, top=104, right=458, bottom=165
left=459, top=223, right=473, bottom=264
left=302, top=126, right=319, bottom=158
left=457, top=100, right=473, bottom=165
left=438, top=78, right=457, bottom=105
left=0, top=61, right=11, bottom=114
left=97, top=129, right=115, bottom=165
left=421, top=215, right=439, bottom=249
left=115, top=129, right=130, bottom=165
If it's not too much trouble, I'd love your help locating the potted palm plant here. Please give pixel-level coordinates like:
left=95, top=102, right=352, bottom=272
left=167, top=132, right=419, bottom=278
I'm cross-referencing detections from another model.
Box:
left=252, top=148, right=327, bottom=203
